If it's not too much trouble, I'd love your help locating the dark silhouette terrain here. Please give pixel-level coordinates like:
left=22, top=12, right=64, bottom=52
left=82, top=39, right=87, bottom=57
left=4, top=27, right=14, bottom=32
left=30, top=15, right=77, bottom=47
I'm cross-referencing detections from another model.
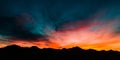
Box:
left=0, top=45, right=120, bottom=60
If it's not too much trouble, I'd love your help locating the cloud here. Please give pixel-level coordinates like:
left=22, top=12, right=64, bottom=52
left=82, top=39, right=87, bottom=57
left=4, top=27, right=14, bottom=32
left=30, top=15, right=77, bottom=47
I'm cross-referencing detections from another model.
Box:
left=0, top=0, right=120, bottom=51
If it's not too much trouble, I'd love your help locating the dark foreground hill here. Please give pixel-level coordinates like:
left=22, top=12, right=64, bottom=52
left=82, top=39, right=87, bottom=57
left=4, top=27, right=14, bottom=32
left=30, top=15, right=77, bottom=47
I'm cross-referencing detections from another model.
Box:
left=0, top=45, right=120, bottom=60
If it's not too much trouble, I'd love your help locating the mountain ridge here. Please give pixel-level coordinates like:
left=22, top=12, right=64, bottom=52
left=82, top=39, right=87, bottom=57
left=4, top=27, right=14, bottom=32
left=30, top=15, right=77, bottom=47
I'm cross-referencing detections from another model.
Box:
left=0, top=44, right=120, bottom=60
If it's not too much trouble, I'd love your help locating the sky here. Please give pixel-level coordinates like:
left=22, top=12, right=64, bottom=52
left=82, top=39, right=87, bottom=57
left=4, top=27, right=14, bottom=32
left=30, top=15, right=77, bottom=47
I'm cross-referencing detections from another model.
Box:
left=0, top=0, right=120, bottom=51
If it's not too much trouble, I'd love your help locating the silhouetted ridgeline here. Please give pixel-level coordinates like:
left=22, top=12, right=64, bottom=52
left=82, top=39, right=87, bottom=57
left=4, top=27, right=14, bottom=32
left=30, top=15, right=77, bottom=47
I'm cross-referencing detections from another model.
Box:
left=0, top=45, right=120, bottom=60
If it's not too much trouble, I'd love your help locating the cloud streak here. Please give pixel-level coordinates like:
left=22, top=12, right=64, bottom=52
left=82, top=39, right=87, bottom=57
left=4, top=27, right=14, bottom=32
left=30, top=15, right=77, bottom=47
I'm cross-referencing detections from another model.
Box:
left=0, top=0, right=120, bottom=51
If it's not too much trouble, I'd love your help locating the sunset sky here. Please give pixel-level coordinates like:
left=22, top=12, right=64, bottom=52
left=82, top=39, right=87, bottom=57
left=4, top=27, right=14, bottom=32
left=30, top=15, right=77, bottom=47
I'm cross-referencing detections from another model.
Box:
left=0, top=0, right=120, bottom=51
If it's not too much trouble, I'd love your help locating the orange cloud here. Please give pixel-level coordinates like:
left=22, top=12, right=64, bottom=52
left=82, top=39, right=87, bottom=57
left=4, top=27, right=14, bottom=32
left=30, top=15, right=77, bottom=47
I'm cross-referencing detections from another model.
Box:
left=1, top=12, right=120, bottom=51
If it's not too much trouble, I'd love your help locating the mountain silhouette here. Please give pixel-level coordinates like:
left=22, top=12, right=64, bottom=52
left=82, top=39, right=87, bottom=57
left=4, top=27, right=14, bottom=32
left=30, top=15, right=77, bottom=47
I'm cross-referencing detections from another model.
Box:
left=0, top=45, right=120, bottom=60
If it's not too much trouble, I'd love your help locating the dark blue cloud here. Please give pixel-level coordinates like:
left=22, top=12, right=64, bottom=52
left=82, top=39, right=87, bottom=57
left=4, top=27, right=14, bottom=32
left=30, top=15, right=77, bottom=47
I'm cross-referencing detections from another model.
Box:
left=0, top=0, right=119, bottom=41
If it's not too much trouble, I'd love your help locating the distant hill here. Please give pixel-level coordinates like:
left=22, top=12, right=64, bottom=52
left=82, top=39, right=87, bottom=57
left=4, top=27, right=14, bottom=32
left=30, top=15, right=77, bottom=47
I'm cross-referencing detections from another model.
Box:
left=0, top=45, right=120, bottom=60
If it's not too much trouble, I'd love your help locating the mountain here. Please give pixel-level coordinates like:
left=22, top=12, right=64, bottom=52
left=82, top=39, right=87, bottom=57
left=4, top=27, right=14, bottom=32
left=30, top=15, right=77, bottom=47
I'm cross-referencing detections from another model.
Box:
left=0, top=45, right=120, bottom=60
